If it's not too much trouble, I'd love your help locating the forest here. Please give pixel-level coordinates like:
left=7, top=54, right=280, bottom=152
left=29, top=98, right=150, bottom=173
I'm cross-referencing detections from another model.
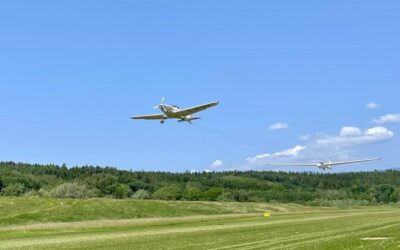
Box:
left=1, top=162, right=399, bottom=205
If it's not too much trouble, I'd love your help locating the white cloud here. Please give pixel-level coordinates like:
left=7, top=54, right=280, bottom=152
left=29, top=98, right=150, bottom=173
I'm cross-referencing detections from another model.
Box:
left=209, top=160, right=225, bottom=169
left=247, top=145, right=306, bottom=164
left=365, top=126, right=394, bottom=137
left=317, top=126, right=394, bottom=147
left=373, top=114, right=400, bottom=124
left=340, top=126, right=363, bottom=137
left=366, top=102, right=380, bottom=109
left=269, top=123, right=289, bottom=130
left=204, top=160, right=225, bottom=172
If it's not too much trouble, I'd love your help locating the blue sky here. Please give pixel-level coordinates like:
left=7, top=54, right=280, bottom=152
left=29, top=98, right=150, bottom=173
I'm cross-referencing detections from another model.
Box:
left=0, top=1, right=399, bottom=172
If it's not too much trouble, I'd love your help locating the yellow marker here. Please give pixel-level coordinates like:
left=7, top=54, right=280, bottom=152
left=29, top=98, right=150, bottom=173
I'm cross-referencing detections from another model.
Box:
left=263, top=212, right=271, bottom=218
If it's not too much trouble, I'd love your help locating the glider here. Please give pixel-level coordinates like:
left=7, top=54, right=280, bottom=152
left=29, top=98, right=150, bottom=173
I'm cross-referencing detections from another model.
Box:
left=131, top=98, right=219, bottom=124
left=267, top=158, right=381, bottom=170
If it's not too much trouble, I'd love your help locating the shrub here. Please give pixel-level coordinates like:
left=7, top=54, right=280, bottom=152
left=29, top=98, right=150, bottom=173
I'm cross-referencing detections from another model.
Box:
left=372, top=184, right=396, bottom=203
left=23, top=190, right=40, bottom=197
left=129, top=180, right=148, bottom=192
left=203, top=188, right=223, bottom=201
left=187, top=187, right=202, bottom=201
left=132, top=189, right=150, bottom=200
left=153, top=185, right=184, bottom=200
left=38, top=188, right=50, bottom=197
left=50, top=183, right=94, bottom=199
left=217, top=192, right=234, bottom=202
left=1, top=183, right=26, bottom=196
left=115, top=184, right=131, bottom=199
left=85, top=174, right=118, bottom=197
left=390, top=188, right=400, bottom=203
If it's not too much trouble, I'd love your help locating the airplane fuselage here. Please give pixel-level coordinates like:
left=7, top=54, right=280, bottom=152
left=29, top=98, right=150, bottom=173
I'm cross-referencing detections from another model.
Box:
left=317, top=163, right=332, bottom=170
left=158, top=104, right=196, bottom=122
left=159, top=104, right=179, bottom=116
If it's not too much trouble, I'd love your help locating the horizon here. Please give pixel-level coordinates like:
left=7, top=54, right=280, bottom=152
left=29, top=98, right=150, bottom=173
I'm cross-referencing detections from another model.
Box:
left=2, top=161, right=399, bottom=174
left=1, top=1, right=399, bottom=172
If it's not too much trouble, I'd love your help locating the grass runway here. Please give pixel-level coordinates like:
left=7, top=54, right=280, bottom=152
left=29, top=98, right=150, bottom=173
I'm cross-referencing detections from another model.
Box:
left=0, top=198, right=399, bottom=249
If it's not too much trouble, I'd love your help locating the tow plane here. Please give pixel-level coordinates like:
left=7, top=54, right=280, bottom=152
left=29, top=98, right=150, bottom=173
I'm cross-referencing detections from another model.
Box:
left=267, top=158, right=381, bottom=170
left=131, top=98, right=219, bottom=124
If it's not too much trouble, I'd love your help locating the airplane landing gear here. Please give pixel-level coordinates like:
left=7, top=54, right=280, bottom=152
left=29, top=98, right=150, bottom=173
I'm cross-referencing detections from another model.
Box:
left=160, top=115, right=168, bottom=124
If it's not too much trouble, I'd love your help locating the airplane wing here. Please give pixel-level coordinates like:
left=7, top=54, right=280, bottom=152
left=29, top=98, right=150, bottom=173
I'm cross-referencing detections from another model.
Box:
left=173, top=101, right=219, bottom=117
left=327, top=158, right=381, bottom=166
left=267, top=163, right=319, bottom=167
left=131, top=114, right=164, bottom=120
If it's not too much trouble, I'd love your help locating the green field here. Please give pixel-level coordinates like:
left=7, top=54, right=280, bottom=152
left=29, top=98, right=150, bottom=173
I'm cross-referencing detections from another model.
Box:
left=0, top=198, right=399, bottom=249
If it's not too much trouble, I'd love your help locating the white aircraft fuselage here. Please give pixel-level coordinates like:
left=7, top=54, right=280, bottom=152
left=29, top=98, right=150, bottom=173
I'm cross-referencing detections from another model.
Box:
left=317, top=163, right=332, bottom=170
left=158, top=104, right=198, bottom=123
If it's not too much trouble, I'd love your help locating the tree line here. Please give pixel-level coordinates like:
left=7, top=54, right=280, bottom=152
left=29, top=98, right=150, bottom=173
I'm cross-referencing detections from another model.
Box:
left=0, top=161, right=399, bottom=205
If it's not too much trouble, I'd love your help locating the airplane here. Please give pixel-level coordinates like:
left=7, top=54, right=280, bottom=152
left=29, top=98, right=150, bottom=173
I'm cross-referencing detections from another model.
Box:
left=131, top=98, right=219, bottom=124
left=267, top=158, right=381, bottom=170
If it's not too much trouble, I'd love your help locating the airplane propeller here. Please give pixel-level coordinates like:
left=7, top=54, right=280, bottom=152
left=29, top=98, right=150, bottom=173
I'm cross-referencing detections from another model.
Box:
left=154, top=97, right=165, bottom=109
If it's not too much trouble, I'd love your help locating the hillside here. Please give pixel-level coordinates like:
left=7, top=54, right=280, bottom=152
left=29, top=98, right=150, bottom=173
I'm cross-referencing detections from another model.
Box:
left=0, top=197, right=326, bottom=226
left=1, top=162, right=400, bottom=205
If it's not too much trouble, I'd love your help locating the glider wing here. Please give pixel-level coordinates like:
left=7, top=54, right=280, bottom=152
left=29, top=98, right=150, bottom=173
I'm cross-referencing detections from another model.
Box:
left=327, top=158, right=381, bottom=166
left=266, top=163, right=319, bottom=167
